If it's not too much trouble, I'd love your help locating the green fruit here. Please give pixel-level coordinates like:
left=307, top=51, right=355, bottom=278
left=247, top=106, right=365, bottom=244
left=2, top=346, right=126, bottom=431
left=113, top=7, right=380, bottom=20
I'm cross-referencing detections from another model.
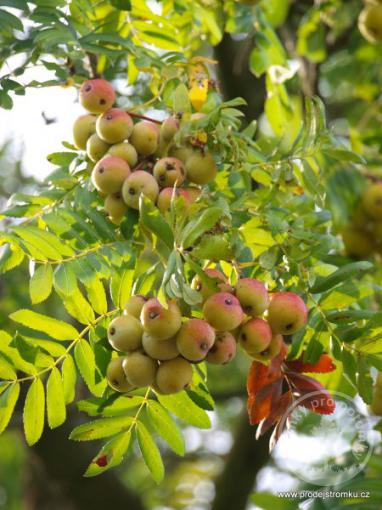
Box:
left=176, top=319, right=216, bottom=362
left=73, top=114, right=97, bottom=150
left=267, top=292, right=308, bottom=335
left=206, top=331, right=237, bottom=365
left=124, top=295, right=149, bottom=319
left=130, top=121, right=160, bottom=156
left=142, top=332, right=179, bottom=360
left=107, top=142, right=138, bottom=167
left=104, top=192, right=127, bottom=223
left=121, top=170, right=159, bottom=209
left=155, top=357, right=193, bottom=394
left=362, top=183, right=382, bottom=219
left=92, top=156, right=131, bottom=194
left=185, top=152, right=217, bottom=185
left=106, top=357, right=134, bottom=392
left=203, top=292, right=244, bottom=331
left=96, top=108, right=134, bottom=144
left=239, top=318, right=272, bottom=354
left=235, top=278, right=269, bottom=317
left=157, top=187, right=190, bottom=213
left=140, top=298, right=182, bottom=340
left=358, top=5, right=382, bottom=43
left=169, top=145, right=194, bottom=164
left=79, top=79, right=115, bottom=114
left=86, top=133, right=110, bottom=162
left=153, top=157, right=186, bottom=187
left=160, top=117, right=179, bottom=143
left=191, top=268, right=229, bottom=303
left=107, top=315, right=143, bottom=352
left=122, top=351, right=158, bottom=387
left=342, top=226, right=375, bottom=258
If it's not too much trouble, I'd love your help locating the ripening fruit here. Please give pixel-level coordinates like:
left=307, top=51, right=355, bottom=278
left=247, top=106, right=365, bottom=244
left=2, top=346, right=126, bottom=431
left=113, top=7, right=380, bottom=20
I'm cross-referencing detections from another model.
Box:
left=362, top=183, right=382, bottom=219
left=342, top=226, right=375, bottom=258
left=250, top=334, right=284, bottom=363
left=267, top=292, right=308, bottom=335
left=122, top=351, right=158, bottom=387
left=86, top=133, right=110, bottom=162
left=191, top=268, right=229, bottom=303
left=124, top=295, right=149, bottom=319
left=169, top=145, right=194, bottom=164
left=91, top=156, right=131, bottom=194
left=79, top=79, right=115, bottom=114
left=73, top=114, right=97, bottom=150
left=96, top=108, right=134, bottom=144
left=358, top=5, right=382, bottom=43
left=130, top=121, right=160, bottom=156
left=185, top=152, right=217, bottom=185
left=153, top=157, right=186, bottom=187
left=206, top=331, right=237, bottom=365
left=142, top=332, right=179, bottom=361
left=140, top=298, right=182, bottom=340
left=157, top=187, right=191, bottom=213
left=104, top=192, right=127, bottom=224
left=106, top=357, right=134, bottom=392
left=176, top=319, right=216, bottom=362
left=203, top=292, right=244, bottom=331
left=107, top=315, right=143, bottom=352
left=235, top=278, right=270, bottom=317
left=155, top=357, right=193, bottom=394
left=107, top=142, right=138, bottom=167
left=160, top=117, right=179, bottom=143
left=239, top=318, right=273, bottom=354
left=121, top=170, right=159, bottom=209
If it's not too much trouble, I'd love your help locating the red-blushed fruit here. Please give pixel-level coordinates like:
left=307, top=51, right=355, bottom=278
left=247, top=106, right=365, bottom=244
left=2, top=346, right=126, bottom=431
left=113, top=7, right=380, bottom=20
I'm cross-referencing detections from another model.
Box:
left=142, top=332, right=179, bottom=361
left=73, top=114, right=97, bottom=150
left=235, top=278, right=270, bottom=317
left=267, top=292, right=308, bottom=335
left=206, top=331, right=237, bottom=365
left=160, top=116, right=179, bottom=142
left=153, top=157, right=186, bottom=187
left=362, top=183, right=382, bottom=219
left=79, top=79, right=115, bottom=114
left=121, top=170, right=159, bottom=209
left=107, top=142, right=138, bottom=167
left=107, top=315, right=143, bottom=352
left=176, top=319, right=216, bottom=362
left=203, top=292, right=244, bottom=331
left=96, top=108, right=134, bottom=144
left=342, top=226, right=375, bottom=258
left=86, top=133, right=110, bottom=162
left=122, top=351, right=158, bottom=387
left=140, top=298, right=182, bottom=340
left=155, top=357, right=193, bottom=394
left=249, top=334, right=284, bottom=363
left=104, top=192, right=127, bottom=224
left=238, top=318, right=272, bottom=354
left=157, top=187, right=190, bottom=213
left=185, top=151, right=217, bottom=185
left=92, top=156, right=131, bottom=194
left=124, top=295, right=149, bottom=319
left=130, top=121, right=160, bottom=156
left=191, top=268, right=229, bottom=303
left=106, top=357, right=134, bottom=392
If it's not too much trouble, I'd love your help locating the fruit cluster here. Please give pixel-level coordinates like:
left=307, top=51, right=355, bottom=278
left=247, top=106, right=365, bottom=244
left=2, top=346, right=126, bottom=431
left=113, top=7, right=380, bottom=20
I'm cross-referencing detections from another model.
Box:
left=358, top=0, right=382, bottom=44
left=73, top=78, right=218, bottom=224
left=105, top=269, right=308, bottom=395
left=342, top=181, right=382, bottom=258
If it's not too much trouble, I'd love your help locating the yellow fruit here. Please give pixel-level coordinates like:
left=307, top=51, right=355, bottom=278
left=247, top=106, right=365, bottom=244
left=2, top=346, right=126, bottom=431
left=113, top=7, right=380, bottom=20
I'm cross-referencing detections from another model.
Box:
left=362, top=183, right=382, bottom=219
left=130, top=121, right=160, bottom=156
left=155, top=357, right=193, bottom=394
left=106, top=357, right=134, bottom=392
left=122, top=351, right=158, bottom=387
left=239, top=318, right=273, bottom=354
left=206, top=331, right=237, bottom=365
left=79, top=79, right=115, bottom=114
left=86, top=133, right=110, bottom=162
left=235, top=278, right=270, bottom=317
left=73, top=114, right=97, bottom=150
left=248, top=334, right=283, bottom=363
left=92, top=156, right=131, bottom=194
left=108, top=142, right=138, bottom=167
left=96, top=108, right=134, bottom=144
left=267, top=292, right=308, bottom=335
left=191, top=268, right=229, bottom=303
left=160, top=117, right=179, bottom=143
left=169, top=145, right=194, bottom=164
left=107, top=315, right=143, bottom=352
left=121, top=170, right=159, bottom=209
left=124, top=295, right=149, bottom=319
left=185, top=151, right=217, bottom=185
left=176, top=319, right=216, bottom=362
left=140, top=298, right=182, bottom=340
left=142, top=332, right=179, bottom=361
left=342, top=226, right=375, bottom=258
left=203, top=292, right=244, bottom=331
left=153, top=157, right=186, bottom=187
left=358, top=5, right=382, bottom=43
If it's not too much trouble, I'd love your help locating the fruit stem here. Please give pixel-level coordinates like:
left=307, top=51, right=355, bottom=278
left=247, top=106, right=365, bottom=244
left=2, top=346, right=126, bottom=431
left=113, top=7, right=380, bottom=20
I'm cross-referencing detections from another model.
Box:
left=126, top=112, right=162, bottom=125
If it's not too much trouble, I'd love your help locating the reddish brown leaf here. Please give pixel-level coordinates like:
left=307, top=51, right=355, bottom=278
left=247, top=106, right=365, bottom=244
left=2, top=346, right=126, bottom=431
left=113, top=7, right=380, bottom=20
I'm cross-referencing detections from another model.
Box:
left=248, top=379, right=283, bottom=425
left=256, top=388, right=291, bottom=438
left=286, top=353, right=336, bottom=374
left=287, top=372, right=336, bottom=415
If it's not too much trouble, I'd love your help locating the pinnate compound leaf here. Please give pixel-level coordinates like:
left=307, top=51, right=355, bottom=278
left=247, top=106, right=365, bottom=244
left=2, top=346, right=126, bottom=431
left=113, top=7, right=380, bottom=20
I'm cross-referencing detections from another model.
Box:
left=157, top=392, right=211, bottom=429
left=147, top=401, right=185, bottom=456
left=10, top=310, right=78, bottom=341
left=29, top=264, right=53, bottom=304
left=0, top=383, right=20, bottom=435
left=84, top=430, right=132, bottom=477
left=137, top=422, right=164, bottom=483
left=70, top=416, right=133, bottom=441
left=46, top=367, right=66, bottom=429
left=23, top=378, right=45, bottom=445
